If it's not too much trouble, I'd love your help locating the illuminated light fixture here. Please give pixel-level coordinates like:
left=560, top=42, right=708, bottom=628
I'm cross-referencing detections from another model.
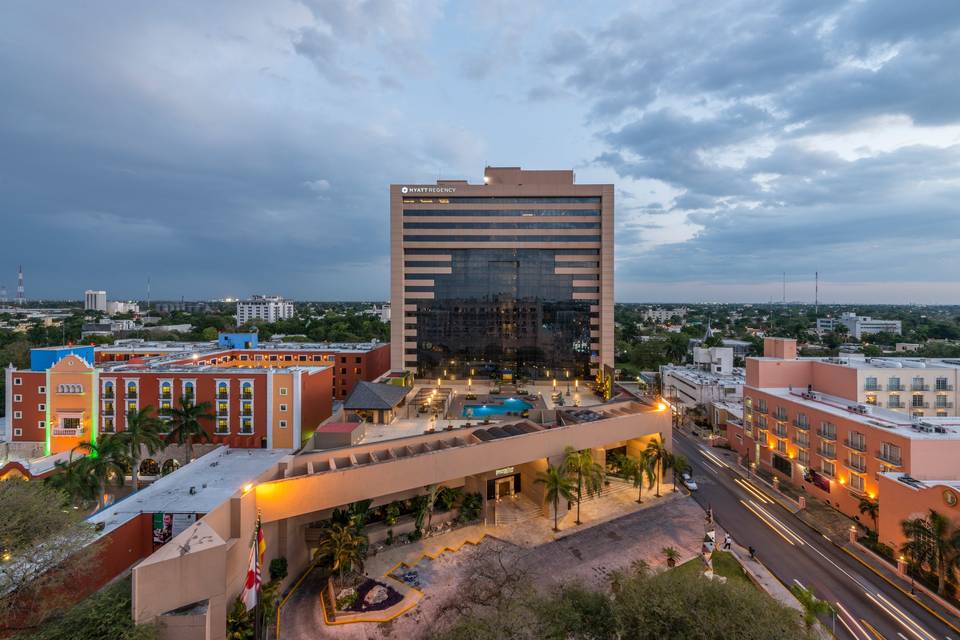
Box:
left=656, top=402, right=667, bottom=412
left=243, top=483, right=253, bottom=494
left=839, top=477, right=846, bottom=485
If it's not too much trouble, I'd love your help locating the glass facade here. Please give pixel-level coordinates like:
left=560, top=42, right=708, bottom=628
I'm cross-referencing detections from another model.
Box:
left=412, top=249, right=595, bottom=379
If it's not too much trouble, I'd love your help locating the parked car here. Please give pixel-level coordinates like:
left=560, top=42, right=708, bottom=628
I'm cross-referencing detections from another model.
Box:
left=682, top=471, right=698, bottom=491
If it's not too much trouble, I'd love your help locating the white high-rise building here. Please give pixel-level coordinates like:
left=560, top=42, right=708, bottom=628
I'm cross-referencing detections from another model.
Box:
left=236, top=295, right=295, bottom=324
left=84, top=290, right=107, bottom=312
left=106, top=300, right=140, bottom=316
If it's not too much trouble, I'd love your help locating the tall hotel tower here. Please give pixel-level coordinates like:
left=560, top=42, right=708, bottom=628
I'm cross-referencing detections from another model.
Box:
left=390, top=166, right=614, bottom=383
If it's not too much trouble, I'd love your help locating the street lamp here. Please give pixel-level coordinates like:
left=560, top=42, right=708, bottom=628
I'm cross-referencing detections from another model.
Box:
left=565, top=370, right=571, bottom=396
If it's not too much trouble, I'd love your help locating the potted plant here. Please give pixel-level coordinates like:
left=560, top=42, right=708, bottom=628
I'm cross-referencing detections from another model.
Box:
left=662, top=546, right=679, bottom=568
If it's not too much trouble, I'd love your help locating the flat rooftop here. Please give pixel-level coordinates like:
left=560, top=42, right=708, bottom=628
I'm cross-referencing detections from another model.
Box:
left=881, top=471, right=960, bottom=490
left=755, top=387, right=960, bottom=441
left=750, top=354, right=960, bottom=371
left=661, top=365, right=745, bottom=386
left=87, top=446, right=291, bottom=536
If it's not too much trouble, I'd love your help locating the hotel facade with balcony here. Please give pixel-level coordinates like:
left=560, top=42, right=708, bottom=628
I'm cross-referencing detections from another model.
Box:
left=3, top=334, right=390, bottom=458
left=727, top=338, right=960, bottom=549
left=390, top=166, right=614, bottom=386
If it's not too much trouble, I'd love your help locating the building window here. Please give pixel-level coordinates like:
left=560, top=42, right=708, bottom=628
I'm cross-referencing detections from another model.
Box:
left=13, top=428, right=22, bottom=437
left=279, top=404, right=288, bottom=412
left=911, top=394, right=925, bottom=408
left=217, top=381, right=229, bottom=399
left=216, top=418, right=229, bottom=434
left=160, top=380, right=173, bottom=401
left=13, top=377, right=21, bottom=386
left=279, top=420, right=287, bottom=428
left=865, top=376, right=878, bottom=391
left=183, top=381, right=195, bottom=402
left=38, top=403, right=45, bottom=411
left=126, top=381, right=138, bottom=398
left=38, top=386, right=46, bottom=394
left=849, top=473, right=865, bottom=492
left=354, top=367, right=362, bottom=374
left=241, top=381, right=253, bottom=399
left=279, top=387, right=288, bottom=396
left=821, top=460, right=835, bottom=477
left=38, top=420, right=45, bottom=429
left=355, top=357, right=362, bottom=364
left=240, top=418, right=253, bottom=434
left=13, top=394, right=22, bottom=402
left=103, top=381, right=115, bottom=398
left=103, top=417, right=114, bottom=433
left=879, top=442, right=901, bottom=465
left=798, top=450, right=809, bottom=466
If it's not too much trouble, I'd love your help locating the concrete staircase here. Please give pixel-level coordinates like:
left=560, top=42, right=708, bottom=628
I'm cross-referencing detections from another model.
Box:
left=494, top=494, right=543, bottom=526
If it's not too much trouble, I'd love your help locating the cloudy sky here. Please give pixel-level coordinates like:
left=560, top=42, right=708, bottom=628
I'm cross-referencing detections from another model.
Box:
left=1, top=0, right=959, bottom=303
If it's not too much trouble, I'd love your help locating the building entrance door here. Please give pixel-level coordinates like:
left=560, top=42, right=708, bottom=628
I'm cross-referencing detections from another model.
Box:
left=496, top=478, right=514, bottom=501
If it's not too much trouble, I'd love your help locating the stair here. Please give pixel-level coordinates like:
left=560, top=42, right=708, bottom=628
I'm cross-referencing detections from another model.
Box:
left=494, top=495, right=543, bottom=525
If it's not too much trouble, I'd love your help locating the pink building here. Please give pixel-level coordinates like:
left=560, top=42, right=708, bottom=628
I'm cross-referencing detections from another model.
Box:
left=728, top=338, right=960, bottom=548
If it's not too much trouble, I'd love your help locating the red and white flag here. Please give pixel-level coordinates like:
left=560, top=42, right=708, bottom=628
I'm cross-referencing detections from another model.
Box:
left=239, top=542, right=259, bottom=611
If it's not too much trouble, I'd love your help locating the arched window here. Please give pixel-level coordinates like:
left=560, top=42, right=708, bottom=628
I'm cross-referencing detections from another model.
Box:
left=103, top=381, right=114, bottom=398
left=241, top=381, right=253, bottom=399
left=160, top=381, right=172, bottom=400
left=161, top=459, right=181, bottom=476
left=183, top=381, right=195, bottom=398
left=217, top=381, right=229, bottom=399
left=139, top=458, right=160, bottom=476
left=127, top=381, right=138, bottom=397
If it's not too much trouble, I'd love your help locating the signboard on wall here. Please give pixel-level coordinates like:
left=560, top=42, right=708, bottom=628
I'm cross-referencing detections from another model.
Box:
left=152, top=512, right=198, bottom=544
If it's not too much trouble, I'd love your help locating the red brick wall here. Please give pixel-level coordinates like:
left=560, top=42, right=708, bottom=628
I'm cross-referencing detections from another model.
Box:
left=299, top=367, right=334, bottom=446
left=9, top=370, right=45, bottom=443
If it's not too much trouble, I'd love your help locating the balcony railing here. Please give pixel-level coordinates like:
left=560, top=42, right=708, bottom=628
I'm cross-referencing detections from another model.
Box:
left=887, top=383, right=906, bottom=391
left=126, top=391, right=138, bottom=399
left=217, top=392, right=229, bottom=400
left=754, top=406, right=768, bottom=415
left=912, top=384, right=930, bottom=391
left=876, top=450, right=902, bottom=466
left=911, top=402, right=930, bottom=409
left=817, top=447, right=837, bottom=460
left=818, top=466, right=835, bottom=478
left=773, top=427, right=788, bottom=438
left=816, top=428, right=837, bottom=441
left=101, top=391, right=115, bottom=399
left=844, top=439, right=867, bottom=452
left=864, top=384, right=882, bottom=391
left=935, top=384, right=954, bottom=391
left=791, top=436, right=810, bottom=448
left=52, top=427, right=84, bottom=436
left=887, top=400, right=905, bottom=408
left=844, top=459, right=867, bottom=473
left=774, top=411, right=788, bottom=421
left=934, top=402, right=954, bottom=409
left=793, top=419, right=810, bottom=431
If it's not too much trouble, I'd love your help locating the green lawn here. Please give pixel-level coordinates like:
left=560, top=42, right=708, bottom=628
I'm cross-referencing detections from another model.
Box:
left=673, top=551, right=752, bottom=588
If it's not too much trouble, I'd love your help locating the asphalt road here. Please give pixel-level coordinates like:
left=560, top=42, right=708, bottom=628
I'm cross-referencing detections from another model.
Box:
left=674, top=430, right=959, bottom=640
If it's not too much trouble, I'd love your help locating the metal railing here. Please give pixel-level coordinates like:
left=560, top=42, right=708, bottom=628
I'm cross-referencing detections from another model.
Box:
left=911, top=401, right=930, bottom=409
left=817, top=446, right=837, bottom=460
left=934, top=402, right=954, bottom=409
left=844, top=438, right=867, bottom=452
left=793, top=419, right=810, bottom=430
left=52, top=427, right=84, bottom=436
left=876, top=450, right=902, bottom=466
left=912, top=384, right=930, bottom=391
left=864, top=384, right=882, bottom=391
left=773, top=411, right=788, bottom=421
left=791, top=436, right=810, bottom=448
left=844, top=458, right=867, bottom=473
left=773, top=426, right=788, bottom=438
left=887, top=400, right=904, bottom=408
left=887, top=383, right=906, bottom=391
left=816, top=428, right=837, bottom=441
left=935, top=384, right=954, bottom=391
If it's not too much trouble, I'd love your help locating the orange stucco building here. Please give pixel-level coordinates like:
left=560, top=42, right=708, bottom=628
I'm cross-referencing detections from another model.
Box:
left=727, top=338, right=960, bottom=550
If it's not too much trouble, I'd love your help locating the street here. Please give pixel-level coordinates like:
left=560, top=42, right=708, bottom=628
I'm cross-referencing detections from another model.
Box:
left=673, top=430, right=960, bottom=640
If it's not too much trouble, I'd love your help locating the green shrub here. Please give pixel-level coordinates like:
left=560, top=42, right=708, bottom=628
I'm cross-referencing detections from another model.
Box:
left=269, top=556, right=288, bottom=581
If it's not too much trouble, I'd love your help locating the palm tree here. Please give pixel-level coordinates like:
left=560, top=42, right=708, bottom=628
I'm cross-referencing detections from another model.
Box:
left=671, top=453, right=690, bottom=492
left=45, top=453, right=99, bottom=508
left=563, top=446, right=605, bottom=525
left=622, top=452, right=656, bottom=503
left=166, top=396, right=215, bottom=464
left=315, top=522, right=367, bottom=587
left=119, top=406, right=165, bottom=490
left=900, top=509, right=960, bottom=595
left=536, top=464, right=576, bottom=532
left=644, top=436, right=669, bottom=497
left=858, top=496, right=879, bottom=534
left=424, top=484, right=441, bottom=532
left=790, top=584, right=834, bottom=630
left=74, top=434, right=129, bottom=510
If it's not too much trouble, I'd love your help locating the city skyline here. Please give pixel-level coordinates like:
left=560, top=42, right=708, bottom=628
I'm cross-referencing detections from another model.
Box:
left=2, top=1, right=960, bottom=303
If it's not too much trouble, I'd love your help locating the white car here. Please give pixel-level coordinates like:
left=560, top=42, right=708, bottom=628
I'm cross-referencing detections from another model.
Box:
left=682, top=472, right=698, bottom=491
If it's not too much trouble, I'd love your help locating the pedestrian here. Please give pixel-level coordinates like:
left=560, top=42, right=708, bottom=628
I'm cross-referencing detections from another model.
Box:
left=706, top=505, right=713, bottom=524
left=748, top=545, right=756, bottom=559
left=723, top=533, right=732, bottom=550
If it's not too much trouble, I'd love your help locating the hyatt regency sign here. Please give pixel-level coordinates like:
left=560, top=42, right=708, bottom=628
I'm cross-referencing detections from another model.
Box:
left=400, top=186, right=456, bottom=194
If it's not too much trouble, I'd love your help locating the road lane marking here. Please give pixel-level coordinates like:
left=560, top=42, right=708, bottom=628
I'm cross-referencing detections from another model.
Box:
left=739, top=499, right=795, bottom=545
left=735, top=477, right=772, bottom=504
left=749, top=500, right=806, bottom=546
left=874, top=593, right=937, bottom=640
left=699, top=448, right=732, bottom=469
left=836, top=601, right=871, bottom=640
left=865, top=593, right=936, bottom=640
left=861, top=618, right=886, bottom=639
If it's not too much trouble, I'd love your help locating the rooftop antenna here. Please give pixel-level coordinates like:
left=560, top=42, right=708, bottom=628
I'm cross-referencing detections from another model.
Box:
left=16, top=265, right=24, bottom=305
left=0, top=283, right=6, bottom=304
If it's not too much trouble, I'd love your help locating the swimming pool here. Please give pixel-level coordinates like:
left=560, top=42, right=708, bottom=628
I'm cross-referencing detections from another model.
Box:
left=462, top=397, right=533, bottom=418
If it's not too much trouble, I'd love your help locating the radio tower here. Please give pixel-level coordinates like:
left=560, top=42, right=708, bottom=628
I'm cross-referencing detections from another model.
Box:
left=0, top=283, right=7, bottom=304
left=815, top=271, right=819, bottom=315
left=16, top=265, right=24, bottom=305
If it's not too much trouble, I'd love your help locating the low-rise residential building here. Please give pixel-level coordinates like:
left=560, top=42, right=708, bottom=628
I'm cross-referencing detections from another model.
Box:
left=729, top=337, right=960, bottom=551
left=641, top=306, right=687, bottom=323
left=236, top=295, right=294, bottom=324
left=106, top=300, right=140, bottom=315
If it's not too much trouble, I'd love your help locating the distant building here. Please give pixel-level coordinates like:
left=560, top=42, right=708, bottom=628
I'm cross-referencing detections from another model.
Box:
left=364, top=304, right=391, bottom=323
left=817, top=312, right=902, bottom=339
left=661, top=347, right=745, bottom=410
left=236, top=295, right=295, bottom=324
left=641, top=307, right=687, bottom=323
left=106, top=300, right=140, bottom=316
left=84, top=290, right=107, bottom=312
left=153, top=301, right=211, bottom=314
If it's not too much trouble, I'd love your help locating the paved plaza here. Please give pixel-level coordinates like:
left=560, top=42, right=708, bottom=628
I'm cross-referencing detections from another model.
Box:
left=278, top=493, right=707, bottom=640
